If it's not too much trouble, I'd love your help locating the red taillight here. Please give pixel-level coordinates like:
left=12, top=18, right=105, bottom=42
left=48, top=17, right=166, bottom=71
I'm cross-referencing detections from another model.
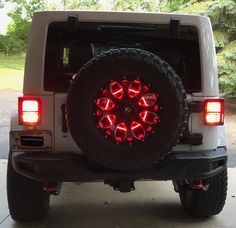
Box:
left=203, top=99, right=224, bottom=126
left=19, top=97, right=41, bottom=125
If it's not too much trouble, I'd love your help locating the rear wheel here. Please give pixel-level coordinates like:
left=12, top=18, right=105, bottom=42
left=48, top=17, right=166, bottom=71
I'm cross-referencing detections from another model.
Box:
left=7, top=157, right=50, bottom=222
left=178, top=169, right=228, bottom=217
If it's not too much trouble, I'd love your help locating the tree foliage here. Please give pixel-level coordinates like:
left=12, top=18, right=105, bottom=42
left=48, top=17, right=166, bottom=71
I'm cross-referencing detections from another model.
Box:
left=50, top=0, right=102, bottom=10
left=112, top=0, right=160, bottom=12
left=1, top=0, right=46, bottom=54
left=177, top=0, right=236, bottom=97
left=1, top=0, right=102, bottom=54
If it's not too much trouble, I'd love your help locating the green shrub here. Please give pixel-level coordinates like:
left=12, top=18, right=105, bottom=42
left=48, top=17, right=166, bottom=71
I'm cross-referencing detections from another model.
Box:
left=217, top=41, right=236, bottom=97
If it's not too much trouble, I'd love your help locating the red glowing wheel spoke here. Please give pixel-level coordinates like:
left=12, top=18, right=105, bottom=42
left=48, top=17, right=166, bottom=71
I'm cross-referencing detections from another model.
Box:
left=95, top=78, right=159, bottom=143
left=98, top=114, right=116, bottom=129
left=128, top=80, right=141, bottom=98
left=96, top=98, right=115, bottom=111
left=110, top=81, right=124, bottom=99
left=139, top=111, right=159, bottom=124
left=114, top=123, right=128, bottom=142
left=131, top=121, right=145, bottom=140
left=138, top=93, right=157, bottom=107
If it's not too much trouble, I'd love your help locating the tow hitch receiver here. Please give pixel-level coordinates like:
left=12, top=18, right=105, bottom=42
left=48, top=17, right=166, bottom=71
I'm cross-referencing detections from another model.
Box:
left=105, top=179, right=135, bottom=193
left=189, top=180, right=203, bottom=190
left=189, top=180, right=209, bottom=191
left=43, top=182, right=62, bottom=195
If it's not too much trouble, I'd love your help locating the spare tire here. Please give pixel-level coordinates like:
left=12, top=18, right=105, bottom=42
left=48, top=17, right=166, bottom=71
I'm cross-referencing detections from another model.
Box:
left=67, top=48, right=188, bottom=171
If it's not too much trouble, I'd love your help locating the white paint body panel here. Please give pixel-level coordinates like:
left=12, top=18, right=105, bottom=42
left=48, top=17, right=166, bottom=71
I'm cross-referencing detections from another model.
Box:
left=54, top=94, right=81, bottom=153
left=10, top=11, right=226, bottom=154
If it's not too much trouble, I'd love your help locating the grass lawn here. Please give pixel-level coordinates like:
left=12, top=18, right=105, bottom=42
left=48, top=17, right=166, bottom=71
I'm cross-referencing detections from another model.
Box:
left=0, top=55, right=25, bottom=90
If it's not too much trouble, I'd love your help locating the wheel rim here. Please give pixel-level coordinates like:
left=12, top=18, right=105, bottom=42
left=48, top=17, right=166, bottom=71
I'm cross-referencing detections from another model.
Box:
left=94, top=78, right=160, bottom=144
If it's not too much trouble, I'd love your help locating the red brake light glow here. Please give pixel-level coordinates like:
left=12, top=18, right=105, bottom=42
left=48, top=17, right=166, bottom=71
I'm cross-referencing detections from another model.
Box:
left=203, top=99, right=224, bottom=126
left=19, top=97, right=41, bottom=125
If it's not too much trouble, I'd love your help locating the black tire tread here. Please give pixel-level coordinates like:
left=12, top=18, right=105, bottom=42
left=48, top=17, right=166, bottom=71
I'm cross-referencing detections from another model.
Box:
left=7, top=160, right=50, bottom=222
left=179, top=169, right=228, bottom=217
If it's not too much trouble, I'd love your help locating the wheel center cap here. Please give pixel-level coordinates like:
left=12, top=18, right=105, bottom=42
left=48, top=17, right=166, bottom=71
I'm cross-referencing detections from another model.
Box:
left=124, top=106, right=132, bottom=114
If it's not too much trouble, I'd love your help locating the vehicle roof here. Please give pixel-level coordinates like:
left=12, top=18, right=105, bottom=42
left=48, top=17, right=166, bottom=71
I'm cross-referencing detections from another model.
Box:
left=33, top=10, right=209, bottom=22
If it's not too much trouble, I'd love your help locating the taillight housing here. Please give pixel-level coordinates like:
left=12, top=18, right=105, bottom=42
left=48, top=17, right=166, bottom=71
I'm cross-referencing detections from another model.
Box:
left=203, top=99, right=224, bottom=126
left=19, top=97, right=41, bottom=126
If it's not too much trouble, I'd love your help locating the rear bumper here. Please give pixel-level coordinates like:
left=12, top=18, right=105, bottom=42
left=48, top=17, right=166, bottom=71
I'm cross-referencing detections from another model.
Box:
left=12, top=147, right=227, bottom=182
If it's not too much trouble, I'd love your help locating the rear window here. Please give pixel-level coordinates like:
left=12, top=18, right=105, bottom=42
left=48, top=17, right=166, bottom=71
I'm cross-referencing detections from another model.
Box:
left=44, top=22, right=201, bottom=93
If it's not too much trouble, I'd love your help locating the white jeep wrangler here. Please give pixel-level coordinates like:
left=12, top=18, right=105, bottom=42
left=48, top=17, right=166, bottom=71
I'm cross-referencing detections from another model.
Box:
left=7, top=11, right=227, bottom=222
